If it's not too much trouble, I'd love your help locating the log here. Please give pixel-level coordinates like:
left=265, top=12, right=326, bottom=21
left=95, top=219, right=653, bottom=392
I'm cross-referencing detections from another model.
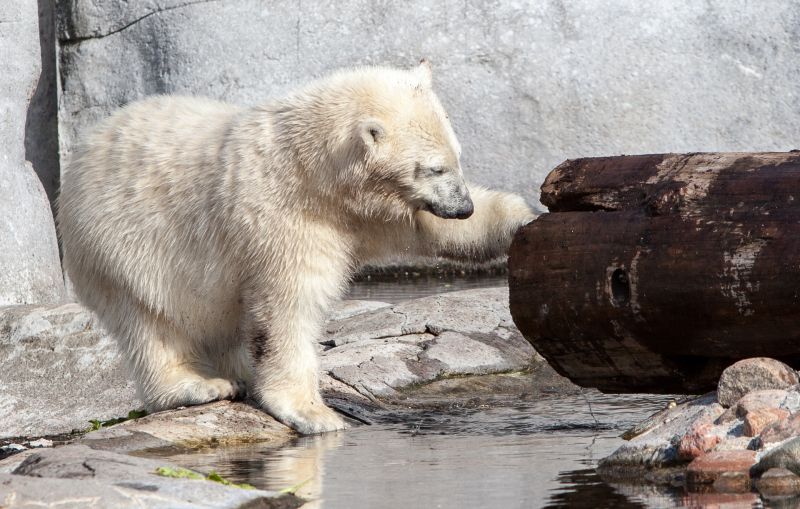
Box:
left=509, top=152, right=800, bottom=393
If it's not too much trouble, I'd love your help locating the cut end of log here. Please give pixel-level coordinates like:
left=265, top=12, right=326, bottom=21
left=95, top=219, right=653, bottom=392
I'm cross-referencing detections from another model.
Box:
left=510, top=152, right=800, bottom=393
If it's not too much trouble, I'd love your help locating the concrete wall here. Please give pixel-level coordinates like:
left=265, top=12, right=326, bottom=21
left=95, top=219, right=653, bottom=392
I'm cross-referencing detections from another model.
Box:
left=55, top=0, right=800, bottom=206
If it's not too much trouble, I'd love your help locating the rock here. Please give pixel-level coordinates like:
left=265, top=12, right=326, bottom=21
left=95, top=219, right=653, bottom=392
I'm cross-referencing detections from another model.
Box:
left=734, top=389, right=792, bottom=417
left=0, top=444, right=26, bottom=457
left=0, top=303, right=139, bottom=438
left=1, top=445, right=299, bottom=508
left=759, top=413, right=800, bottom=447
left=712, top=471, right=751, bottom=493
left=743, top=408, right=789, bottom=437
left=718, top=358, right=799, bottom=408
left=756, top=467, right=800, bottom=497
left=717, top=388, right=791, bottom=424
left=685, top=450, right=756, bottom=486
left=713, top=436, right=755, bottom=452
left=327, top=299, right=391, bottom=321
left=598, top=394, right=723, bottom=474
left=80, top=400, right=293, bottom=453
left=26, top=438, right=53, bottom=448
left=0, top=0, right=64, bottom=306
left=55, top=1, right=800, bottom=206
left=678, top=418, right=721, bottom=460
left=753, top=437, right=800, bottom=477
left=321, top=288, right=538, bottom=399
left=0, top=289, right=535, bottom=439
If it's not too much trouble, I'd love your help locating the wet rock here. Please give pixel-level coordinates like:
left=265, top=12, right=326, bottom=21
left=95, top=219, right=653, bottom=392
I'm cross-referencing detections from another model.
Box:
left=0, top=303, right=139, bottom=438
left=2, top=445, right=298, bottom=508
left=717, top=358, right=799, bottom=408
left=743, top=408, right=789, bottom=437
left=712, top=471, right=751, bottom=493
left=753, top=437, right=800, bottom=477
left=685, top=450, right=756, bottom=486
left=756, top=468, right=800, bottom=497
left=80, top=400, right=292, bottom=453
left=759, top=413, right=800, bottom=447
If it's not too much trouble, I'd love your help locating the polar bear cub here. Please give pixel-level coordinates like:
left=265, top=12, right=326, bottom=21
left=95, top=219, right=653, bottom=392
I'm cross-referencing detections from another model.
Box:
left=58, top=62, right=535, bottom=434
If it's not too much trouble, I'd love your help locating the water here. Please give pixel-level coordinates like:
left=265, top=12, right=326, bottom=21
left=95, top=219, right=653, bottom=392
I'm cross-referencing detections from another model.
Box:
left=143, top=393, right=696, bottom=508
left=141, top=277, right=778, bottom=507
left=346, top=273, right=508, bottom=302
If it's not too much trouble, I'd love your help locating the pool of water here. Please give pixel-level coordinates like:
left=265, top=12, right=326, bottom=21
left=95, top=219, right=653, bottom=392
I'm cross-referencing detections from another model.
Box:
left=346, top=273, right=508, bottom=303
left=142, top=277, right=783, bottom=508
left=143, top=392, right=702, bottom=508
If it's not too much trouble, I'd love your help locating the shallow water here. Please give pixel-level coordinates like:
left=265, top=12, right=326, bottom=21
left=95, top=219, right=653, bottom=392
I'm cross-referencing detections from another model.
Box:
left=144, top=393, right=704, bottom=508
left=146, top=277, right=780, bottom=507
left=346, top=273, right=508, bottom=303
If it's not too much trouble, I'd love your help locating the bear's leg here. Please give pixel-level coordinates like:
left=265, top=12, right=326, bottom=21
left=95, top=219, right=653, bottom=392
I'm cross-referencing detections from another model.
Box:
left=248, top=321, right=346, bottom=434
left=243, top=270, right=347, bottom=434
left=111, top=297, right=246, bottom=412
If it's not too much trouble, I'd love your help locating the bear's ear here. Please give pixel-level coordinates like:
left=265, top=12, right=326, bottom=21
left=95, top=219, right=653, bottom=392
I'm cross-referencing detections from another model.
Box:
left=414, top=58, right=432, bottom=88
left=359, top=119, right=386, bottom=149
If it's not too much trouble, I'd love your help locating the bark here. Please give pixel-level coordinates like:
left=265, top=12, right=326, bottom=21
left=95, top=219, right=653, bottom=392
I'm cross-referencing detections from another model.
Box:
left=509, top=152, right=800, bottom=393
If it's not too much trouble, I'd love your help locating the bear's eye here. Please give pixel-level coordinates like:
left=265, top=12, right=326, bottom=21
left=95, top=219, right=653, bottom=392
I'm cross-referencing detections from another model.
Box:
left=428, top=166, right=447, bottom=176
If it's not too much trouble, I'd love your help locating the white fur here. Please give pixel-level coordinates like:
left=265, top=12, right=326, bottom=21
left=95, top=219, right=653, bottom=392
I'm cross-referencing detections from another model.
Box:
left=57, top=63, right=535, bottom=434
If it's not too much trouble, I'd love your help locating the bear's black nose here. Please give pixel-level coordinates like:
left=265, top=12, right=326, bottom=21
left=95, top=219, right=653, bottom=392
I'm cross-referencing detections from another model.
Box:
left=453, top=197, right=474, bottom=219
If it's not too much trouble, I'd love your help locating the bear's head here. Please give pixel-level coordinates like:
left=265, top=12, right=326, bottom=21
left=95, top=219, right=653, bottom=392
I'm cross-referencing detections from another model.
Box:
left=280, top=62, right=474, bottom=223
left=354, top=61, right=474, bottom=221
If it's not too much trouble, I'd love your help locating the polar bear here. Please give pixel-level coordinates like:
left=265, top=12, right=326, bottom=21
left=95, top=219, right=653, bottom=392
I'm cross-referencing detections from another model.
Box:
left=57, top=62, right=535, bottom=434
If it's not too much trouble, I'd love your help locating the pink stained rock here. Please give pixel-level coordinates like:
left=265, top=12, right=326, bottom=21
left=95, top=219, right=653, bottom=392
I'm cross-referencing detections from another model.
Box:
left=717, top=358, right=798, bottom=408
left=743, top=407, right=790, bottom=437
left=686, top=450, right=757, bottom=485
left=678, top=419, right=721, bottom=460
left=759, top=412, right=800, bottom=446
left=717, top=389, right=790, bottom=424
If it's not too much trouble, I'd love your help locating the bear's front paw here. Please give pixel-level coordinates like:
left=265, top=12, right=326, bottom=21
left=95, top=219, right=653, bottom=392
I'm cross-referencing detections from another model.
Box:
left=263, top=394, right=347, bottom=434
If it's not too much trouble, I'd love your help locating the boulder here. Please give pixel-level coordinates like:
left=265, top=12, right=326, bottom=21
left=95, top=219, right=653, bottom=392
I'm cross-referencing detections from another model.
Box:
left=685, top=450, right=757, bottom=486
left=758, top=413, right=800, bottom=447
left=742, top=408, right=789, bottom=438
left=755, top=468, right=800, bottom=497
left=753, top=436, right=800, bottom=477
left=0, top=1, right=64, bottom=306
left=717, top=358, right=799, bottom=407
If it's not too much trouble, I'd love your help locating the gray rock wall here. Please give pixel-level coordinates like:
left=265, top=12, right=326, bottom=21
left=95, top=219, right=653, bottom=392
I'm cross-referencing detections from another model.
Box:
left=0, top=0, right=64, bottom=306
left=56, top=0, right=800, bottom=204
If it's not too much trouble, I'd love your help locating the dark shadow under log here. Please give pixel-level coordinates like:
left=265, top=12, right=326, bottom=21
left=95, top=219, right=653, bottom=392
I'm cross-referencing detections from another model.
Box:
left=509, top=152, right=800, bottom=393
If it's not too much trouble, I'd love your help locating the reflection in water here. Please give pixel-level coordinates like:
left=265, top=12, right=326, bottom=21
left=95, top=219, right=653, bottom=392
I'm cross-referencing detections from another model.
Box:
left=142, top=393, right=704, bottom=508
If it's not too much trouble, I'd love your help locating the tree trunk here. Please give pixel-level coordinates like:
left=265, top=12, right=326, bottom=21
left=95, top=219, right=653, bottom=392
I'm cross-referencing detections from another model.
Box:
left=509, top=152, right=800, bottom=393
